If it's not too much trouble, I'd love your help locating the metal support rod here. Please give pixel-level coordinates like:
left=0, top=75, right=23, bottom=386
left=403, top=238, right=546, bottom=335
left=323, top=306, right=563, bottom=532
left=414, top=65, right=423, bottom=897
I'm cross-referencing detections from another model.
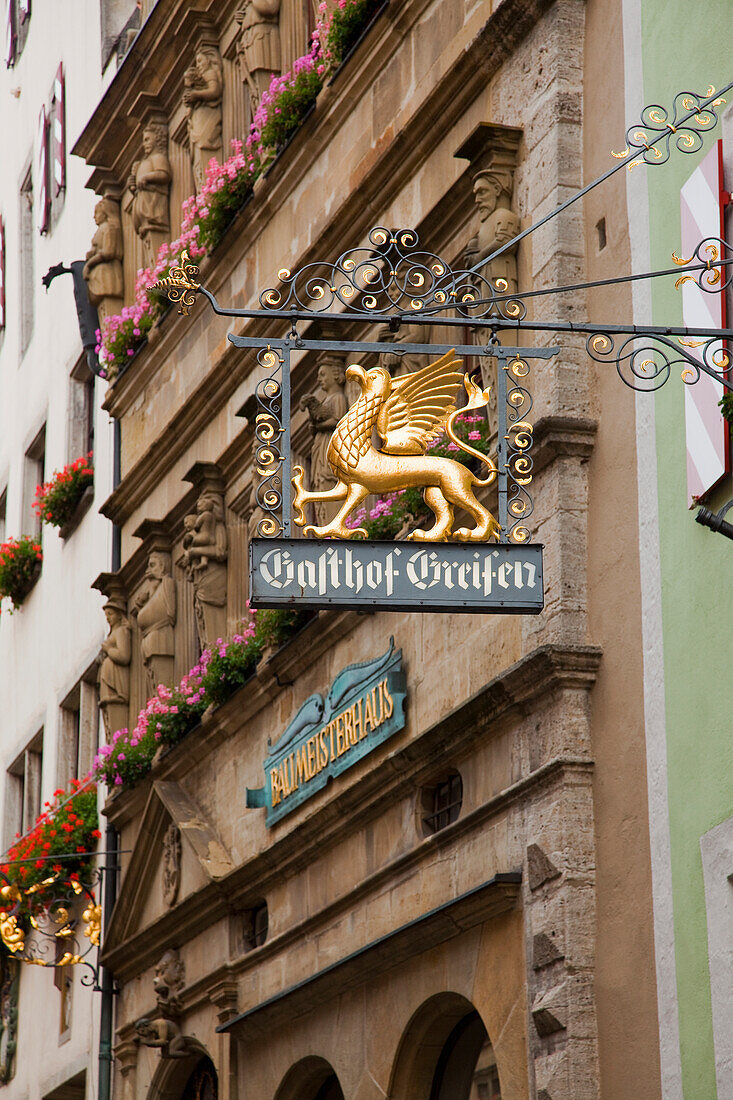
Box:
left=97, top=822, right=119, bottom=1100
left=466, top=80, right=733, bottom=276
left=496, top=355, right=508, bottom=541
left=281, top=345, right=292, bottom=537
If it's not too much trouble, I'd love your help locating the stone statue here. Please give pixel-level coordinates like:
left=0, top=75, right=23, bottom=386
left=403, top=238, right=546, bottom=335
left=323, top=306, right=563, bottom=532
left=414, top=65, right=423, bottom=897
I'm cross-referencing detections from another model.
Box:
left=180, top=490, right=228, bottom=649
left=135, top=1017, right=195, bottom=1059
left=300, top=356, right=348, bottom=526
left=376, top=322, right=426, bottom=378
left=464, top=169, right=521, bottom=294
left=183, top=46, right=224, bottom=193
left=131, top=552, right=176, bottom=693
left=127, top=124, right=172, bottom=268
left=98, top=597, right=131, bottom=741
left=153, top=948, right=185, bottom=1015
left=83, top=198, right=124, bottom=324
left=465, top=170, right=520, bottom=440
left=236, top=0, right=281, bottom=113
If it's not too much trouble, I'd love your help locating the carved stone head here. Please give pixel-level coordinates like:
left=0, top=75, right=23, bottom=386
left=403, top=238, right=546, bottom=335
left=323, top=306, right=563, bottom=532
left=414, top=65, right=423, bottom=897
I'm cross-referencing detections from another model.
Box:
left=142, top=124, right=168, bottom=155
left=153, top=948, right=185, bottom=1015
left=146, top=551, right=171, bottom=581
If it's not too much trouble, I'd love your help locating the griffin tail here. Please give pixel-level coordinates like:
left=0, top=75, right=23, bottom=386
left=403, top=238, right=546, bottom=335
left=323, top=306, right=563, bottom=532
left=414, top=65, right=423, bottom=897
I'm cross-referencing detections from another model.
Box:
left=445, top=374, right=498, bottom=486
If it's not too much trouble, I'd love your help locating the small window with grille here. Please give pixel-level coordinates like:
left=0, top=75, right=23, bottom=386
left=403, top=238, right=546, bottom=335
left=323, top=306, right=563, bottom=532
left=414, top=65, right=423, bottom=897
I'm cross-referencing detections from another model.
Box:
left=421, top=771, right=463, bottom=837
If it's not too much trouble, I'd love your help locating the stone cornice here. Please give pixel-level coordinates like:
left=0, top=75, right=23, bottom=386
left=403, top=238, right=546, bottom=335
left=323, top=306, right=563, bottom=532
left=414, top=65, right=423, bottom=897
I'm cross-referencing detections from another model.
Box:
left=98, top=0, right=555, bottom=527
left=101, top=641, right=600, bottom=980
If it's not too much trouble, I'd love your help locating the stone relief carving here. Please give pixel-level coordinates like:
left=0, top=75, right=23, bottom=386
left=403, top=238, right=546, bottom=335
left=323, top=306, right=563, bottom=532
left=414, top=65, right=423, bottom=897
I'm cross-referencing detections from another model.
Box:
left=131, top=551, right=177, bottom=693
left=180, top=490, right=228, bottom=649
left=300, top=353, right=348, bottom=527
left=83, top=198, right=124, bottom=324
left=135, top=947, right=197, bottom=1058
left=154, top=948, right=185, bottom=1015
left=184, top=45, right=224, bottom=193
left=127, top=123, right=172, bottom=268
left=376, top=322, right=426, bottom=378
left=98, top=596, right=132, bottom=742
left=236, top=0, right=281, bottom=113
left=162, top=823, right=182, bottom=907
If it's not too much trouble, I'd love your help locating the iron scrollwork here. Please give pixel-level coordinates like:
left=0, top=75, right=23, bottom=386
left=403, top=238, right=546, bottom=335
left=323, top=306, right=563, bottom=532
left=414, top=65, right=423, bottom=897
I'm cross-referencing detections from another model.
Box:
left=612, top=85, right=727, bottom=168
left=672, top=236, right=733, bottom=293
left=149, top=251, right=201, bottom=315
left=0, top=867, right=102, bottom=987
left=587, top=331, right=732, bottom=392
left=260, top=226, right=527, bottom=321
left=504, top=355, right=534, bottom=544
left=254, top=346, right=286, bottom=537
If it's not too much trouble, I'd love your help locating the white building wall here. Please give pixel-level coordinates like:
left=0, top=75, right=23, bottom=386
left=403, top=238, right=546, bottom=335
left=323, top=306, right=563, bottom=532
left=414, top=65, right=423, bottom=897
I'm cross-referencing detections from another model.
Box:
left=0, top=2, right=125, bottom=1098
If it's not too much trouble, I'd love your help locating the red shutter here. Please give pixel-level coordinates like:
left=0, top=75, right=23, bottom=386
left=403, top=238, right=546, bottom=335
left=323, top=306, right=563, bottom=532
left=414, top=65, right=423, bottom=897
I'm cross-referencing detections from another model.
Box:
left=0, top=216, right=5, bottom=331
left=37, top=105, right=49, bottom=233
left=5, top=0, right=15, bottom=67
left=18, top=0, right=30, bottom=22
left=51, top=63, right=65, bottom=197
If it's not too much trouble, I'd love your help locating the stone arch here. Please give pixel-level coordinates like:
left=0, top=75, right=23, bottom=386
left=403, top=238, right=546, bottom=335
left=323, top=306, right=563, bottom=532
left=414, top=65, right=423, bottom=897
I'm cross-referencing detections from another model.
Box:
left=388, top=992, right=500, bottom=1100
left=148, top=1047, right=217, bottom=1100
left=274, top=1055, right=345, bottom=1100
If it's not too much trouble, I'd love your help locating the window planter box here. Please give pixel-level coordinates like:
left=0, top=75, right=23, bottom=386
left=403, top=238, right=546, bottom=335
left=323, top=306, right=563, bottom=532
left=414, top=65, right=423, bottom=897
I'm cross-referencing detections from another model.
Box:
left=59, top=484, right=95, bottom=540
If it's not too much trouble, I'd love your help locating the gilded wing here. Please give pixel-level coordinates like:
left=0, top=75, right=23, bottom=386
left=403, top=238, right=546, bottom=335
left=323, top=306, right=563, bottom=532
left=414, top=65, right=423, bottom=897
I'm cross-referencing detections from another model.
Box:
left=376, top=350, right=464, bottom=455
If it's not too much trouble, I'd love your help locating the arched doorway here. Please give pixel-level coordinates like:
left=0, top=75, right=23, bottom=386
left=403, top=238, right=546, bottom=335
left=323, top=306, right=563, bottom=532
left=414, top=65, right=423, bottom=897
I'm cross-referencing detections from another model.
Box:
left=274, top=1056, right=345, bottom=1100
left=180, top=1057, right=217, bottom=1100
left=389, top=993, right=502, bottom=1100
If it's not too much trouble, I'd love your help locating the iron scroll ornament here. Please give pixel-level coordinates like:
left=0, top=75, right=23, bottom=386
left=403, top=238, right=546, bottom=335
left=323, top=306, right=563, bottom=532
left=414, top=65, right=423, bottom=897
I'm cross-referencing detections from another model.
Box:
left=259, top=226, right=527, bottom=322
left=612, top=86, right=728, bottom=169
left=0, top=867, right=102, bottom=986
left=586, top=331, right=731, bottom=392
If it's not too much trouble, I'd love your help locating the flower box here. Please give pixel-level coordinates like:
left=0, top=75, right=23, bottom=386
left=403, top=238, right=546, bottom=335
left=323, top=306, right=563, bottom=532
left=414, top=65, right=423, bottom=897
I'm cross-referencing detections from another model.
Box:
left=58, top=484, right=95, bottom=541
left=34, top=453, right=94, bottom=530
left=0, top=536, right=43, bottom=610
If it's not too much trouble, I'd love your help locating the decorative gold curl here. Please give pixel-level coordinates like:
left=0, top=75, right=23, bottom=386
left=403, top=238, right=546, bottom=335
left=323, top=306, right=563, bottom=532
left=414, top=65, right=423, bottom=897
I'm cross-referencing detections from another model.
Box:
left=148, top=250, right=200, bottom=315
left=83, top=903, right=102, bottom=947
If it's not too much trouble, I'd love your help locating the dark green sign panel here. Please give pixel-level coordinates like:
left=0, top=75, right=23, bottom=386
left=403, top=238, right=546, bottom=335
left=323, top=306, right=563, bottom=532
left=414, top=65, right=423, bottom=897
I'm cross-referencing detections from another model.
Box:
left=247, top=639, right=406, bottom=825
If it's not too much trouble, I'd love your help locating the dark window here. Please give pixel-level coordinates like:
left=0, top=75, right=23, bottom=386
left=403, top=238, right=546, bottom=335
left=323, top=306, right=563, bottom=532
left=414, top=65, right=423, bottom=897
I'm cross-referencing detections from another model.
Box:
left=596, top=217, right=607, bottom=252
left=180, top=1057, right=217, bottom=1100
left=243, top=900, right=268, bottom=950
left=0, top=487, right=6, bottom=543
left=6, top=728, right=43, bottom=842
left=5, top=0, right=30, bottom=69
left=24, top=423, right=45, bottom=537
left=422, top=772, right=463, bottom=836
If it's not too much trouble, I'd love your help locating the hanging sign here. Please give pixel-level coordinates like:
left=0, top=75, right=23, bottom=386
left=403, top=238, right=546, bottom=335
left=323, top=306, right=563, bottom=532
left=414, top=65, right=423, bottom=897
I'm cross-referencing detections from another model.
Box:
left=250, top=538, right=543, bottom=614
left=247, top=639, right=406, bottom=825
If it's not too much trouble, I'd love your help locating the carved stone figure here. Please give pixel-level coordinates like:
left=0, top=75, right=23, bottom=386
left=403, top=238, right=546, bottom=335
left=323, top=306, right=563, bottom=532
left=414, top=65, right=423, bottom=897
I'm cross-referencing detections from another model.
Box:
left=300, top=356, right=348, bottom=527
left=127, top=125, right=172, bottom=268
left=162, top=824, right=182, bottom=907
left=98, top=597, right=131, bottom=741
left=180, top=491, right=228, bottom=649
left=464, top=169, right=521, bottom=295
left=376, top=322, right=426, bottom=378
left=236, top=0, right=281, bottom=113
left=184, top=46, right=224, bottom=193
left=132, top=552, right=177, bottom=693
left=83, top=198, right=124, bottom=324
left=134, top=1017, right=196, bottom=1059
left=153, top=948, right=185, bottom=1016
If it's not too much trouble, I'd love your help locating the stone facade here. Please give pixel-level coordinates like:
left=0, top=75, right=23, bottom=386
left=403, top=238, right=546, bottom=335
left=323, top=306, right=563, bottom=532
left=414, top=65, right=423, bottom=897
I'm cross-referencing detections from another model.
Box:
left=71, top=0, right=663, bottom=1097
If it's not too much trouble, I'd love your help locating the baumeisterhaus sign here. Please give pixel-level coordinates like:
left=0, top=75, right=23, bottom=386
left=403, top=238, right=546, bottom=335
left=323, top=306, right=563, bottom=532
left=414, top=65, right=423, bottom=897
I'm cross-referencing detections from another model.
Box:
left=247, top=639, right=406, bottom=825
left=250, top=539, right=543, bottom=613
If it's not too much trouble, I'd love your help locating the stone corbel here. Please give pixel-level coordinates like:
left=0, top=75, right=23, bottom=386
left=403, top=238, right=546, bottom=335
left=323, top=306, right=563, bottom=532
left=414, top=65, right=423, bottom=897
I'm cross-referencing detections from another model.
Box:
left=114, top=1035, right=139, bottom=1100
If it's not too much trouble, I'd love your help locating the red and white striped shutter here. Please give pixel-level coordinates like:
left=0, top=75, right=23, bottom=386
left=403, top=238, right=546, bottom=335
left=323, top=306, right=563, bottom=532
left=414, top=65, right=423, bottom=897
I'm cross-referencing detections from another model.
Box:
left=18, top=0, right=30, bottom=22
left=679, top=140, right=729, bottom=504
left=4, top=0, right=15, bottom=67
left=37, top=104, right=49, bottom=233
left=0, top=217, right=5, bottom=331
left=52, top=63, right=65, bottom=197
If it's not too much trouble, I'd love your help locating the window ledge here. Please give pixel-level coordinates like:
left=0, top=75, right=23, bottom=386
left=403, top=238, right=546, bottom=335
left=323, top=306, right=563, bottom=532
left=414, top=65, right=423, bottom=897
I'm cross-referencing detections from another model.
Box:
left=59, top=485, right=95, bottom=541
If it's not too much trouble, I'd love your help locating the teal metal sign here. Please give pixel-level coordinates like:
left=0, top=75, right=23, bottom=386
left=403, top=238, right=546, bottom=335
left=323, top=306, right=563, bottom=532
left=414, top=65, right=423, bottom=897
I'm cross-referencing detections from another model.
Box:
left=247, top=639, right=406, bottom=825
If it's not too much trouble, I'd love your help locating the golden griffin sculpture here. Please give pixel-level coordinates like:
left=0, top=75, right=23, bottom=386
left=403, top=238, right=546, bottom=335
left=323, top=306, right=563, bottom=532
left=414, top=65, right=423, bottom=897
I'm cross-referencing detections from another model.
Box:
left=292, top=350, right=501, bottom=542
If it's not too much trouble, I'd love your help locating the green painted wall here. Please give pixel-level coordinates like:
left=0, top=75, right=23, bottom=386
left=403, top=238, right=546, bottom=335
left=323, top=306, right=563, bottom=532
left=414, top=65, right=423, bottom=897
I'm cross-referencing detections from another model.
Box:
left=639, top=7, right=733, bottom=1094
